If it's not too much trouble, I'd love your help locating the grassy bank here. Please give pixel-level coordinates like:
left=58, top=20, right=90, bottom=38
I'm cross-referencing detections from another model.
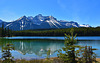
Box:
left=0, top=58, right=100, bottom=63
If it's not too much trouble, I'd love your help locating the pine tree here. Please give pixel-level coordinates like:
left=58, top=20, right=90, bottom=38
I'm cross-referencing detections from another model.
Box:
left=2, top=43, right=15, bottom=63
left=79, top=46, right=97, bottom=63
left=7, top=27, right=10, bottom=37
left=4, top=28, right=7, bottom=37
left=47, top=48, right=51, bottom=59
left=58, top=28, right=83, bottom=63
left=1, top=22, right=5, bottom=37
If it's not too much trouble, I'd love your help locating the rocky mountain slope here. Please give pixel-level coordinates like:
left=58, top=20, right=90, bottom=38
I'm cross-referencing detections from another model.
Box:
left=0, top=14, right=91, bottom=31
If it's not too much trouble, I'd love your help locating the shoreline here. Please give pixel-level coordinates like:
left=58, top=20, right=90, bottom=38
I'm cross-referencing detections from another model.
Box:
left=0, top=57, right=100, bottom=62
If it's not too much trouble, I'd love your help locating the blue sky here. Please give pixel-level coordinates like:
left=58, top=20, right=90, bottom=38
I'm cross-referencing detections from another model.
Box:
left=0, top=0, right=100, bottom=27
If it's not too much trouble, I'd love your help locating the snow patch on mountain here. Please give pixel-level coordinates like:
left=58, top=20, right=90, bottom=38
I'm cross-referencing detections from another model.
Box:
left=5, top=23, right=12, bottom=27
left=80, top=24, right=91, bottom=27
left=0, top=14, right=91, bottom=30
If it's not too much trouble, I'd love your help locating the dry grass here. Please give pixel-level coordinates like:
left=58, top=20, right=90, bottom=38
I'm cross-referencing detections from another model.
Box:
left=0, top=58, right=100, bottom=63
left=0, top=58, right=63, bottom=63
left=96, top=58, right=100, bottom=63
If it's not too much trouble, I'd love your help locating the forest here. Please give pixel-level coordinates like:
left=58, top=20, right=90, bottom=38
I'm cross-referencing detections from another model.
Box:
left=0, top=27, right=100, bottom=37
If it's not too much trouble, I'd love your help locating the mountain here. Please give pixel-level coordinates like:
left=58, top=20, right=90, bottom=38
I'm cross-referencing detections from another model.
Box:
left=58, top=20, right=80, bottom=27
left=28, top=14, right=48, bottom=25
left=0, top=14, right=91, bottom=31
left=79, top=24, right=91, bottom=27
left=5, top=16, right=40, bottom=30
left=0, top=19, right=5, bottom=27
left=40, top=16, right=67, bottom=29
left=0, top=20, right=2, bottom=27
left=0, top=20, right=3, bottom=23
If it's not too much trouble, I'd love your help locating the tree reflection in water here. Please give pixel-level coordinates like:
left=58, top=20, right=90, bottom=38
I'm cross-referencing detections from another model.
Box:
left=2, top=43, right=15, bottom=63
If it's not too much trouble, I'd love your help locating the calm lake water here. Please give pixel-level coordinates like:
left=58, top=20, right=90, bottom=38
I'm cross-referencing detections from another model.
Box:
left=0, top=36, right=100, bottom=60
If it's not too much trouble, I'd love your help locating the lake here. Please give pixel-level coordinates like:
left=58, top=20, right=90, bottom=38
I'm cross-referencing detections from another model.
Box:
left=0, top=36, right=100, bottom=60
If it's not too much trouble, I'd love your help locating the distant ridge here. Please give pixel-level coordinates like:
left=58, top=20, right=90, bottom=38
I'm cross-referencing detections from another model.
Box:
left=0, top=14, right=91, bottom=31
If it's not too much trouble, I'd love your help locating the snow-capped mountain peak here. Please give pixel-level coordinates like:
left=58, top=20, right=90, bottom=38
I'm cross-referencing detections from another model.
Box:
left=0, top=14, right=91, bottom=30
left=80, top=24, right=91, bottom=27
left=18, top=16, right=27, bottom=20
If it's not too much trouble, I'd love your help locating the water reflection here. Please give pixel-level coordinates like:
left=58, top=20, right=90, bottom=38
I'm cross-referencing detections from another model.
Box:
left=0, top=39, right=100, bottom=59
left=0, top=39, right=64, bottom=59
left=1, top=43, right=15, bottom=63
left=13, top=40, right=64, bottom=56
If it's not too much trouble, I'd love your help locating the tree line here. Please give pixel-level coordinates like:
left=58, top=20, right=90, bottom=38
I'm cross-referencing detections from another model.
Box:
left=13, top=27, right=100, bottom=36
left=0, top=25, right=100, bottom=37
left=0, top=23, right=12, bottom=37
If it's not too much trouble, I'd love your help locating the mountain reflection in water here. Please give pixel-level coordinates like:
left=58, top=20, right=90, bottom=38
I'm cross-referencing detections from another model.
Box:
left=0, top=39, right=64, bottom=59
left=0, top=38, right=100, bottom=60
left=14, top=40, right=64, bottom=56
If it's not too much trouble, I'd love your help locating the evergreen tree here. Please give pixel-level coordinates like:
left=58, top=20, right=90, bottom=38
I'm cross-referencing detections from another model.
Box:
left=2, top=43, right=15, bottom=63
left=7, top=27, right=10, bottom=37
left=1, top=22, right=5, bottom=37
left=79, top=46, right=97, bottom=63
left=47, top=48, right=51, bottom=59
left=4, top=28, right=7, bottom=37
left=10, top=29, right=13, bottom=37
left=58, top=28, right=83, bottom=63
